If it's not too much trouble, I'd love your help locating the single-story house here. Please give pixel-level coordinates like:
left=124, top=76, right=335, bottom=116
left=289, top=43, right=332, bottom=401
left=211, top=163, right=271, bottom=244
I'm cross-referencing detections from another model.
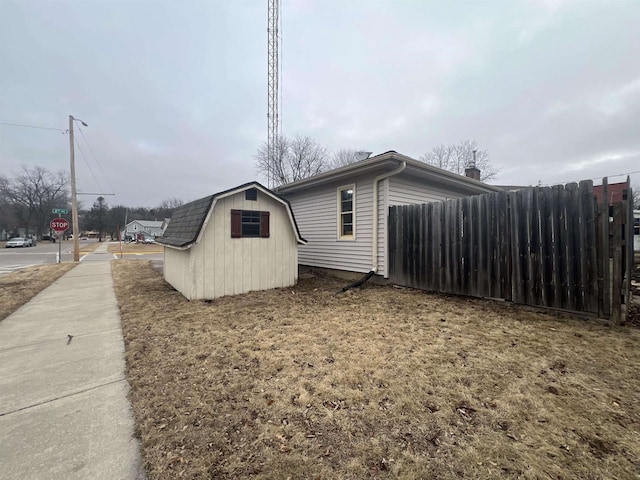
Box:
left=277, top=150, right=502, bottom=279
left=157, top=182, right=306, bottom=300
left=593, top=181, right=629, bottom=205
left=121, top=220, right=166, bottom=241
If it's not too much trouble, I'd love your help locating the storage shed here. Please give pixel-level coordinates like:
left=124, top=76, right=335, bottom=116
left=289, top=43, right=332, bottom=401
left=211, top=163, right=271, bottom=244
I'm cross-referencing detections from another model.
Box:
left=157, top=182, right=306, bottom=300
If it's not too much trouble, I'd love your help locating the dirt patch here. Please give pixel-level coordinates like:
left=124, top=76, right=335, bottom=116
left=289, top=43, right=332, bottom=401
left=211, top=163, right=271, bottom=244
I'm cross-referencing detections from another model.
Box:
left=112, top=261, right=640, bottom=480
left=0, top=263, right=75, bottom=321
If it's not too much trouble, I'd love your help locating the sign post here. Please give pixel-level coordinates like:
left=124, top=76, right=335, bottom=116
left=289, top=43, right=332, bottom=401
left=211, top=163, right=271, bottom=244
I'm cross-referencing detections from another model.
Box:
left=50, top=218, right=70, bottom=263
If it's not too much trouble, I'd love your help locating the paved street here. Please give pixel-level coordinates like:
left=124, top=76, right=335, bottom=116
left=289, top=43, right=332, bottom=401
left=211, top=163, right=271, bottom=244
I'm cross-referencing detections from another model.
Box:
left=0, top=239, right=102, bottom=274
left=0, top=239, right=165, bottom=275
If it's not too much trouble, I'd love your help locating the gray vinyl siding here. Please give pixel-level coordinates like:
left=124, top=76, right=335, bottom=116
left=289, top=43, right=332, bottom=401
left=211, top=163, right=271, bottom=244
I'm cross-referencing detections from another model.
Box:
left=285, top=173, right=382, bottom=274
left=388, top=174, right=466, bottom=205
left=377, top=173, right=484, bottom=277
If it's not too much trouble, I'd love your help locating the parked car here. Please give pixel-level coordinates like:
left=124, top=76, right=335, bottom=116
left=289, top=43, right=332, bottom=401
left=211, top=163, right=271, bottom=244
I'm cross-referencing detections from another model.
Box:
left=6, top=237, right=31, bottom=248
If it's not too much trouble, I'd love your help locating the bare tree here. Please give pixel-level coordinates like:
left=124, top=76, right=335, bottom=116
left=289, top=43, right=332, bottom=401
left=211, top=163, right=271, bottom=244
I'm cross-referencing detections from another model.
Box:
left=330, top=148, right=372, bottom=169
left=632, top=185, right=639, bottom=209
left=420, top=140, right=500, bottom=182
left=288, top=135, right=327, bottom=181
left=158, top=197, right=184, bottom=210
left=255, top=135, right=328, bottom=186
left=0, top=166, right=69, bottom=237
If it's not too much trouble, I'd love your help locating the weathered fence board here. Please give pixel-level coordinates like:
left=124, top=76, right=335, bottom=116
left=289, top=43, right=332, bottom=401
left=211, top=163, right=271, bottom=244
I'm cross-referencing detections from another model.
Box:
left=612, top=203, right=623, bottom=324
left=388, top=178, right=632, bottom=321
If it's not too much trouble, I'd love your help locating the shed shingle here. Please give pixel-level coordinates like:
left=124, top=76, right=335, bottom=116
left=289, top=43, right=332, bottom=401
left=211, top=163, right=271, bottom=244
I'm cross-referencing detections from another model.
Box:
left=156, top=195, right=214, bottom=248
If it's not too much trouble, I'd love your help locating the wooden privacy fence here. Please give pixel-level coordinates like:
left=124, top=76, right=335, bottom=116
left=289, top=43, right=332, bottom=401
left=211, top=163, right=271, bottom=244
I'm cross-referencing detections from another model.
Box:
left=388, top=179, right=634, bottom=323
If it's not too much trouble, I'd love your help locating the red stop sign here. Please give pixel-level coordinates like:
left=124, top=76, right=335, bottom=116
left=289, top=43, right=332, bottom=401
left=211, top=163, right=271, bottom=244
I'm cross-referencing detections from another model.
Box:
left=50, top=218, right=70, bottom=233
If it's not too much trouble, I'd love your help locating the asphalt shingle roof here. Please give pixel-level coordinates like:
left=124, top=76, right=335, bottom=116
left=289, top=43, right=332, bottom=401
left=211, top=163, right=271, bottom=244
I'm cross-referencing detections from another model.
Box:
left=156, top=195, right=214, bottom=248
left=157, top=181, right=306, bottom=249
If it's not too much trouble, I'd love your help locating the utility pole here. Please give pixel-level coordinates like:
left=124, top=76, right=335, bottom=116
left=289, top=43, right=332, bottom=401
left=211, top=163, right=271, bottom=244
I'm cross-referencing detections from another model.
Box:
left=69, top=115, right=79, bottom=262
left=69, top=115, right=88, bottom=262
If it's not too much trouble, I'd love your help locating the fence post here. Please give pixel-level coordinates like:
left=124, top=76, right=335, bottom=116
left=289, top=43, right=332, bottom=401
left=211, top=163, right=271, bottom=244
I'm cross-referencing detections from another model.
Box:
left=622, top=177, right=633, bottom=322
left=612, top=202, right=623, bottom=325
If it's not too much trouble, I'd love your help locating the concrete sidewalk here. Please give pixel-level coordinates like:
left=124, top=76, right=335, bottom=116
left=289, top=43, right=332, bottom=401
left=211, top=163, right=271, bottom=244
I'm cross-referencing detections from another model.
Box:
left=0, top=243, right=144, bottom=480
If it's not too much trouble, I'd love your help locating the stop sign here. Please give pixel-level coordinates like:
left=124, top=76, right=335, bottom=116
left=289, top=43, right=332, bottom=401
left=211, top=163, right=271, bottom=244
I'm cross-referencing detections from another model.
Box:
left=50, top=218, right=70, bottom=233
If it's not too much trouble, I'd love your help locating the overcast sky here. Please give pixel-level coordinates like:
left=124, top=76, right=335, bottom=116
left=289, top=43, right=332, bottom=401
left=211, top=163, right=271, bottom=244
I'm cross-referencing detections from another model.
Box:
left=1, top=0, right=639, bottom=207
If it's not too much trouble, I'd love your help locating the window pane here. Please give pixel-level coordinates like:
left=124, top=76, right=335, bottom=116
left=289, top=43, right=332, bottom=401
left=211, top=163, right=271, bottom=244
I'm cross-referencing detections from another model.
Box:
left=242, top=224, right=260, bottom=236
left=339, top=187, right=354, bottom=238
left=241, top=210, right=261, bottom=237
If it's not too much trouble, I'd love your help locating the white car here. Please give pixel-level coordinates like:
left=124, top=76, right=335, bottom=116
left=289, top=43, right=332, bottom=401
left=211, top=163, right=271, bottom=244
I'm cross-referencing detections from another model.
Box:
left=5, top=237, right=32, bottom=248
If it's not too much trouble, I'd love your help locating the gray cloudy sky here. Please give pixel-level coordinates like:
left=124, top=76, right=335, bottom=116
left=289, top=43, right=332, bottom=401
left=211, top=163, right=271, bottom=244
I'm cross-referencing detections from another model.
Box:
left=1, top=0, right=639, bottom=207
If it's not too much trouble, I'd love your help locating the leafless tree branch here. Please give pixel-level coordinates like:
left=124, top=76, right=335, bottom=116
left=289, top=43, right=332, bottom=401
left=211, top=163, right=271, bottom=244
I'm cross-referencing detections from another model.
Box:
left=420, top=140, right=500, bottom=182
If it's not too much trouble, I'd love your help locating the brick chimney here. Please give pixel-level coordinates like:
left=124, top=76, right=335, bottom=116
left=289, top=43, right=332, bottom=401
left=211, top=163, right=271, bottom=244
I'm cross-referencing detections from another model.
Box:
left=465, top=149, right=481, bottom=181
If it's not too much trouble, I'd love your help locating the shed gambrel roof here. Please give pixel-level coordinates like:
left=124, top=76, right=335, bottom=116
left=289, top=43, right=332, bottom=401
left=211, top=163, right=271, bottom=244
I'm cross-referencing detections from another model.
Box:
left=156, top=195, right=214, bottom=248
left=157, top=182, right=306, bottom=250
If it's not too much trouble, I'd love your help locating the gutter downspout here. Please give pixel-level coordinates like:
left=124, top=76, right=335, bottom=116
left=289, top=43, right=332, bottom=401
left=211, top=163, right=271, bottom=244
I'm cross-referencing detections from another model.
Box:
left=371, top=160, right=406, bottom=273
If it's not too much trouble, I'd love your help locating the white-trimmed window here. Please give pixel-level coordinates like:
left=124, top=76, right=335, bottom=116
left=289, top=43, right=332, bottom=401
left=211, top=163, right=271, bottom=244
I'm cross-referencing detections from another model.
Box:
left=337, top=185, right=355, bottom=239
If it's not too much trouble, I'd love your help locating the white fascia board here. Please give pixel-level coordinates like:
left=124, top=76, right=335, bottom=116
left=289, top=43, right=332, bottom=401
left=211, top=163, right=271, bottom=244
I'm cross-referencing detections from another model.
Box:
left=192, top=183, right=307, bottom=247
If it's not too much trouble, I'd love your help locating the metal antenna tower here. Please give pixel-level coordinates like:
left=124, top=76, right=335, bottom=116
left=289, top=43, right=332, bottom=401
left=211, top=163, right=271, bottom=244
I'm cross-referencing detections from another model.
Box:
left=267, top=0, right=279, bottom=188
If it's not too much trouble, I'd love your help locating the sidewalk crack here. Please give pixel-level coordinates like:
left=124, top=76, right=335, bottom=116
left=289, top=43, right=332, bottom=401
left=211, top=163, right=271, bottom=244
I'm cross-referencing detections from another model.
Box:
left=0, top=378, right=127, bottom=417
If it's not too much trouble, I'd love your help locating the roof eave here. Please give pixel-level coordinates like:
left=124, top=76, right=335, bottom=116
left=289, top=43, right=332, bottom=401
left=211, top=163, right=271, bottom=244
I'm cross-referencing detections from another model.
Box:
left=277, top=151, right=502, bottom=194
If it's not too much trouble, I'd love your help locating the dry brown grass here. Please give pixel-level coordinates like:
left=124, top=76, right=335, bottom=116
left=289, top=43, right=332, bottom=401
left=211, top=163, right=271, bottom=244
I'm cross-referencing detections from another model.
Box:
left=0, top=263, right=75, bottom=321
left=107, top=242, right=164, bottom=255
left=112, top=260, right=640, bottom=480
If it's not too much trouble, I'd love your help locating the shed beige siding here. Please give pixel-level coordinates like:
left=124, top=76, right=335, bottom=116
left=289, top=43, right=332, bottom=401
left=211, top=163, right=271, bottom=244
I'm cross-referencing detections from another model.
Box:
left=163, top=190, right=298, bottom=300
left=164, top=247, right=189, bottom=297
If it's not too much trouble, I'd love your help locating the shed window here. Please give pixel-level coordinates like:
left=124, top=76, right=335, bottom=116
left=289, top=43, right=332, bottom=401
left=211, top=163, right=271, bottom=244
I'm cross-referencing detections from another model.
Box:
left=231, top=210, right=270, bottom=238
left=245, top=188, right=258, bottom=201
left=338, top=185, right=355, bottom=239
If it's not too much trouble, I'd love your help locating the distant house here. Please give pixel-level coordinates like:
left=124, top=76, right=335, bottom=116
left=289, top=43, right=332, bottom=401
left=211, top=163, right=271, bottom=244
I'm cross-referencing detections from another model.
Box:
left=121, top=220, right=166, bottom=241
left=157, top=182, right=306, bottom=300
left=593, top=182, right=628, bottom=205
left=277, top=150, right=501, bottom=279
left=634, top=210, right=640, bottom=252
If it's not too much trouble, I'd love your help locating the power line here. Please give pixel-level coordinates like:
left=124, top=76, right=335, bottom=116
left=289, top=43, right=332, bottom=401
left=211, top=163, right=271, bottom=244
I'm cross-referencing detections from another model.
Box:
left=0, top=121, right=65, bottom=133
left=76, top=124, right=116, bottom=195
left=546, top=169, right=640, bottom=186
left=73, top=136, right=104, bottom=193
